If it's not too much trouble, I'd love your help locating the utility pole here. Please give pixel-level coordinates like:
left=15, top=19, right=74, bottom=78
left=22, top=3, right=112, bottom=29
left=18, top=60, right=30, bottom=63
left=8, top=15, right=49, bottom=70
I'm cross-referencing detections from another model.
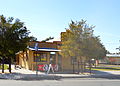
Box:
left=34, top=43, right=39, bottom=76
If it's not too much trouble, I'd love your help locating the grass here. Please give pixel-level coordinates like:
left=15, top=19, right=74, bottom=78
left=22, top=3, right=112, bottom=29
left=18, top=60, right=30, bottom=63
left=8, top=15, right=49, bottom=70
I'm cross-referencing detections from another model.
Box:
left=89, top=67, right=120, bottom=71
left=0, top=64, right=9, bottom=70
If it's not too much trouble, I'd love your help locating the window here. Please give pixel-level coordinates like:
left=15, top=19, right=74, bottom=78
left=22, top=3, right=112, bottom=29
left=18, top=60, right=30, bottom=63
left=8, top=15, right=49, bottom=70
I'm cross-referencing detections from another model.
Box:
left=34, top=52, right=47, bottom=62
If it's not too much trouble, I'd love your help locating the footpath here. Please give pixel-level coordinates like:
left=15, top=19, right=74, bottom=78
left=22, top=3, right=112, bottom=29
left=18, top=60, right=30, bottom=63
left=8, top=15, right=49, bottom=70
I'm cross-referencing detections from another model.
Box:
left=1, top=65, right=120, bottom=80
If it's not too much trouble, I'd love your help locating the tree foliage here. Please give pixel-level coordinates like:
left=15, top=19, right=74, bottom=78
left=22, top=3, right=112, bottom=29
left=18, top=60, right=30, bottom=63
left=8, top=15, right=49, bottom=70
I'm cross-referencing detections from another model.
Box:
left=0, top=15, right=36, bottom=73
left=61, top=20, right=107, bottom=62
left=0, top=15, right=36, bottom=56
left=41, top=36, right=54, bottom=42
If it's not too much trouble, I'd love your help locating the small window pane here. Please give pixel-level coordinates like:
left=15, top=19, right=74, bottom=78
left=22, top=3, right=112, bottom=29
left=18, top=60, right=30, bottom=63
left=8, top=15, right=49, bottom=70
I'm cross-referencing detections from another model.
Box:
left=34, top=52, right=47, bottom=62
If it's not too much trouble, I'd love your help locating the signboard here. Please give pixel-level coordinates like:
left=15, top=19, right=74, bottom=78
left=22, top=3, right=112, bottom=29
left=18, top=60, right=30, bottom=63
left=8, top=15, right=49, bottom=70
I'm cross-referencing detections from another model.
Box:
left=37, top=64, right=48, bottom=71
left=37, top=64, right=58, bottom=72
left=34, top=43, right=39, bottom=51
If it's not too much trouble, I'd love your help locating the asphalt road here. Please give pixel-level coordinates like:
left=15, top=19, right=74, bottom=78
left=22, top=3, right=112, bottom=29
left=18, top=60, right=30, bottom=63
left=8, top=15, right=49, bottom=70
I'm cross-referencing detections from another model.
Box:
left=0, top=79, right=120, bottom=86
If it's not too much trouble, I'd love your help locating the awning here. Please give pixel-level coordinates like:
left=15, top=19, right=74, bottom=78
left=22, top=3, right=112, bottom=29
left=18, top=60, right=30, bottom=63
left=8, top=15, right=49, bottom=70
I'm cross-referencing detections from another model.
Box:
left=29, top=47, right=61, bottom=52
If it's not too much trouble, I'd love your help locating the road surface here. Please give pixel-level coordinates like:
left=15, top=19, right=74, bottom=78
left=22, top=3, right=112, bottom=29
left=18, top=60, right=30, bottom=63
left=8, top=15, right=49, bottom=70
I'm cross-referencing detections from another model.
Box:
left=0, top=79, right=120, bottom=86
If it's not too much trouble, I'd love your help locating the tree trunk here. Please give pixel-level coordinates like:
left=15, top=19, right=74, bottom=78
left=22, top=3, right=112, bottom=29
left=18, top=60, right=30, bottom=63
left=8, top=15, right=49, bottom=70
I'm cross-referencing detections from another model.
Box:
left=0, top=59, right=1, bottom=69
left=89, top=59, right=92, bottom=74
left=9, top=57, right=11, bottom=73
left=2, top=56, right=4, bottom=73
left=14, top=55, right=17, bottom=69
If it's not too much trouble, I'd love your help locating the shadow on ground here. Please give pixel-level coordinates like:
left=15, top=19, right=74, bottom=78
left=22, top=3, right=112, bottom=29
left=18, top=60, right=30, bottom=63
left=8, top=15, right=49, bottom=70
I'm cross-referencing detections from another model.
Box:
left=0, top=73, right=62, bottom=81
left=89, top=69, right=120, bottom=80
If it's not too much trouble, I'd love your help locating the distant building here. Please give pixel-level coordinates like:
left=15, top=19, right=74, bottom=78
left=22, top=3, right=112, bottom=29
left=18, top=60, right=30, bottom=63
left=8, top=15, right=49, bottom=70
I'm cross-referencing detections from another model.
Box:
left=106, top=54, right=120, bottom=64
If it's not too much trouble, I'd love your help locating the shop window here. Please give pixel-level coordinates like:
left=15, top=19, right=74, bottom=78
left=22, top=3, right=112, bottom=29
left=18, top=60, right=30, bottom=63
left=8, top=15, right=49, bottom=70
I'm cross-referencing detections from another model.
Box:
left=34, top=52, right=47, bottom=62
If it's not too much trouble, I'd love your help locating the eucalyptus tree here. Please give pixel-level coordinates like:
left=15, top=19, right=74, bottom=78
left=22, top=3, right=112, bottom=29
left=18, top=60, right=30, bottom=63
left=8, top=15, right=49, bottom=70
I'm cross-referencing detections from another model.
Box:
left=61, top=20, right=94, bottom=61
left=61, top=20, right=107, bottom=73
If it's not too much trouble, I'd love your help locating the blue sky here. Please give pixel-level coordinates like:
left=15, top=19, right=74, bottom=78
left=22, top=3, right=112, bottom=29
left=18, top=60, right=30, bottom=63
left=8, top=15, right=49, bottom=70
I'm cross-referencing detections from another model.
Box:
left=0, top=0, right=120, bottom=53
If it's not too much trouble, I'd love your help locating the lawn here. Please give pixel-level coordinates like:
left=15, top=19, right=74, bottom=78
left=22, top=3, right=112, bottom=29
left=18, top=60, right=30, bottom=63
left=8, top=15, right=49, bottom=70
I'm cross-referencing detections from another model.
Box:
left=90, top=67, right=120, bottom=71
left=0, top=64, right=9, bottom=70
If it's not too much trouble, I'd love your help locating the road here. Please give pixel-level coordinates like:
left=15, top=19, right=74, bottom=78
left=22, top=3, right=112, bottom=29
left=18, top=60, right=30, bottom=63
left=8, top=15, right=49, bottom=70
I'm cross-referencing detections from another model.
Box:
left=0, top=79, right=120, bottom=86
